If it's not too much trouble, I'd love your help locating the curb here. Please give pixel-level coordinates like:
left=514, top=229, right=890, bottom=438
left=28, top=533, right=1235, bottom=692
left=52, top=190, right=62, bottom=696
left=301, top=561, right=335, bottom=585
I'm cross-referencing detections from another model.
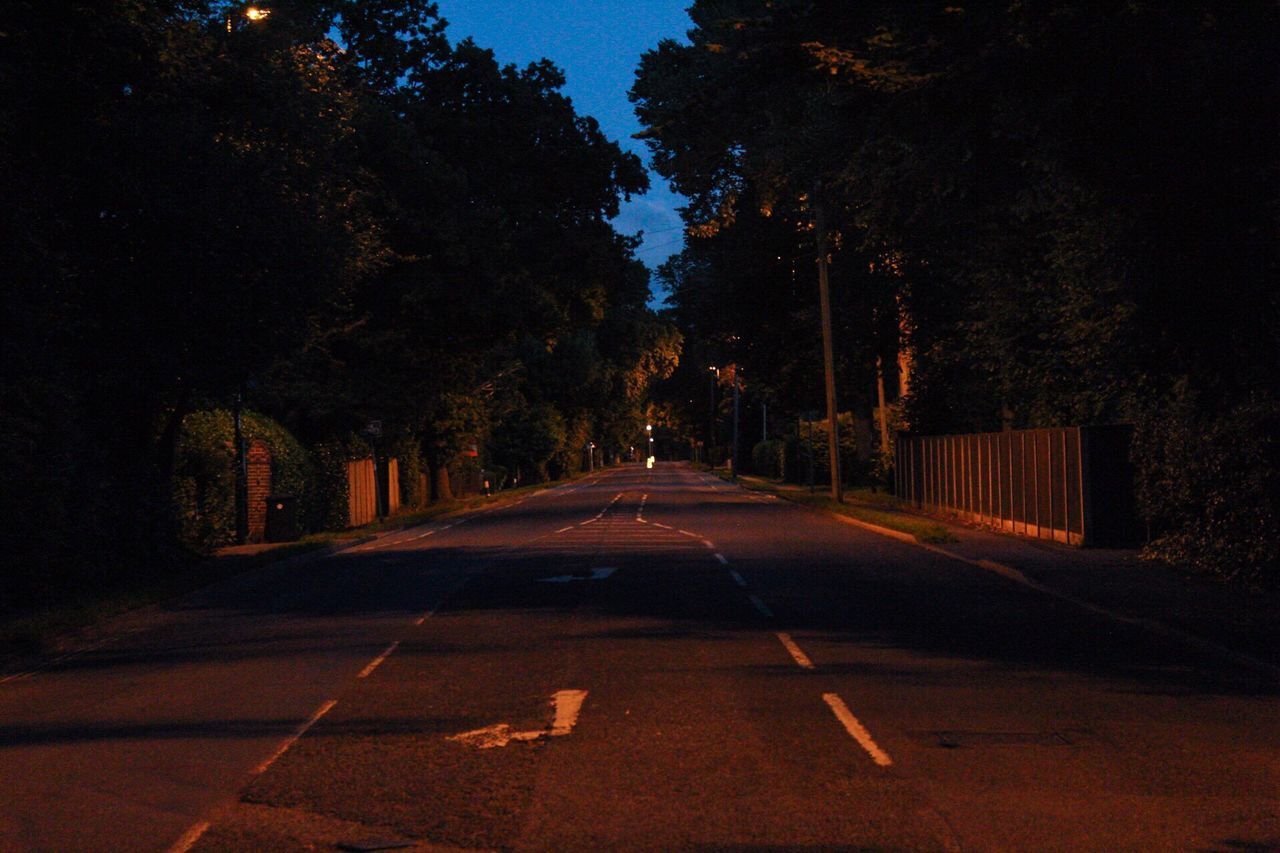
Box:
left=736, top=477, right=1280, bottom=682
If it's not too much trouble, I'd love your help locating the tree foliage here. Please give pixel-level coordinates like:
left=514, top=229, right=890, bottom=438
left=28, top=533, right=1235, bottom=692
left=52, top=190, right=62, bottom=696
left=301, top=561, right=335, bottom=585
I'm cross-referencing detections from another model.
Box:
left=635, top=1, right=1278, bottom=582
left=1, top=0, right=680, bottom=606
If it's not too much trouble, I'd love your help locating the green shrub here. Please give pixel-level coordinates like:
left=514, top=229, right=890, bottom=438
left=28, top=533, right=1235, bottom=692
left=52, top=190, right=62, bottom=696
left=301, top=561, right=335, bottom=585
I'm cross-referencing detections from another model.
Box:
left=751, top=439, right=786, bottom=478
left=1133, top=386, right=1280, bottom=586
left=784, top=413, right=863, bottom=485
left=173, top=410, right=318, bottom=551
left=311, top=436, right=368, bottom=531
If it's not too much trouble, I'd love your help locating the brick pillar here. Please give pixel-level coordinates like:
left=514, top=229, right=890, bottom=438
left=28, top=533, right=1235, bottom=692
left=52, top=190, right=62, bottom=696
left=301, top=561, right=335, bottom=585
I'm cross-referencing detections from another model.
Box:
left=246, top=439, right=272, bottom=543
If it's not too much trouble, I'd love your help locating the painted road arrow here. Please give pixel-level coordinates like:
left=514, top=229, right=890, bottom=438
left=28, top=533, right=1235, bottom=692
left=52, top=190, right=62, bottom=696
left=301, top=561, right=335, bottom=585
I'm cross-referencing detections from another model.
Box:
left=447, top=690, right=589, bottom=750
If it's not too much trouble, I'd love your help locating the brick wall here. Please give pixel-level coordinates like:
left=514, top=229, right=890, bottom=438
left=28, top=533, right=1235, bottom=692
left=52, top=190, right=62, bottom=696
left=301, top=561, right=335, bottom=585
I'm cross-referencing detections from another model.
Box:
left=246, top=439, right=272, bottom=543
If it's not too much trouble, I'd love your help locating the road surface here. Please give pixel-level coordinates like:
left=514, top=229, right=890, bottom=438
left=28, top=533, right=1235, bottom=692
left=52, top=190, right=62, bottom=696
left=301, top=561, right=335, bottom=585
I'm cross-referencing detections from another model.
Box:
left=0, top=464, right=1276, bottom=851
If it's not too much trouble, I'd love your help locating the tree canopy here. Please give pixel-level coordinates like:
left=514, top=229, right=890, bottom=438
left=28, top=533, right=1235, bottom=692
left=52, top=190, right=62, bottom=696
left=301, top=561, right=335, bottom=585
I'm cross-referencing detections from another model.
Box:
left=634, top=0, right=1279, bottom=582
left=1, top=0, right=680, bottom=605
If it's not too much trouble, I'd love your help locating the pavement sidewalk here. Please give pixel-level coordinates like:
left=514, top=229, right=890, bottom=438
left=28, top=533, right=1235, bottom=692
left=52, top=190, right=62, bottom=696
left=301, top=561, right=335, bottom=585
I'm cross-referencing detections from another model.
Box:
left=739, top=475, right=1280, bottom=678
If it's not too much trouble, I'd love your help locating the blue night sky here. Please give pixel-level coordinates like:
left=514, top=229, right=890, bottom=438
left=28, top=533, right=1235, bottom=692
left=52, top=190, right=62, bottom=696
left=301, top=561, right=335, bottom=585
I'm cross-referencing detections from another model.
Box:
left=432, top=1, right=692, bottom=298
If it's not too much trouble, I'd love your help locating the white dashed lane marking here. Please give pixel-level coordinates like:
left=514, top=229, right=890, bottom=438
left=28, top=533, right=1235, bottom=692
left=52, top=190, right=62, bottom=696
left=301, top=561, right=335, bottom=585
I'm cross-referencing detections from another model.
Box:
left=357, top=641, right=400, bottom=679
left=823, top=693, right=893, bottom=767
left=252, top=699, right=339, bottom=775
left=775, top=632, right=815, bottom=669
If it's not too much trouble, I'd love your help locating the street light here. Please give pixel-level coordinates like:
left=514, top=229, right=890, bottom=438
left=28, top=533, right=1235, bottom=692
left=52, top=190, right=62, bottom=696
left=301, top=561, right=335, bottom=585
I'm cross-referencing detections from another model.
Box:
left=731, top=365, right=740, bottom=481
left=227, top=4, right=271, bottom=32
left=708, top=366, right=719, bottom=466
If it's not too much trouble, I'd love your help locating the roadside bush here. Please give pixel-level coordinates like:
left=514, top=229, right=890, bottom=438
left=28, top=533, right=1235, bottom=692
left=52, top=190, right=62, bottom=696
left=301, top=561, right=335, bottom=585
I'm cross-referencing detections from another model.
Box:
left=751, top=439, right=786, bottom=479
left=1133, top=387, right=1280, bottom=587
left=387, top=435, right=425, bottom=508
left=173, top=410, right=318, bottom=551
left=311, top=435, right=372, bottom=531
left=783, top=413, right=862, bottom=486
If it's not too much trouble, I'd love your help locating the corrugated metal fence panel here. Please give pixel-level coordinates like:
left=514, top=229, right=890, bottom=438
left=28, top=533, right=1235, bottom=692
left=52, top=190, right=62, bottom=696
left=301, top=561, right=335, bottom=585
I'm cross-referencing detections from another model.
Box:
left=896, top=427, right=1100, bottom=546
left=347, top=459, right=377, bottom=528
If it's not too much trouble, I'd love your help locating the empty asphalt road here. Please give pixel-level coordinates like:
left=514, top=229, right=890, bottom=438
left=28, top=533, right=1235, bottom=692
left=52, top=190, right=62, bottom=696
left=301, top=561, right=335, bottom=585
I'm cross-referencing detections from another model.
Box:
left=1, top=464, right=1276, bottom=851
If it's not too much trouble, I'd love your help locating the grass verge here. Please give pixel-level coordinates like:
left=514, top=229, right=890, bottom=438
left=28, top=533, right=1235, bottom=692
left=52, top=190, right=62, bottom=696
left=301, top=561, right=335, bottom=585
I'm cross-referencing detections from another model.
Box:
left=723, top=472, right=957, bottom=544
left=0, top=541, right=332, bottom=661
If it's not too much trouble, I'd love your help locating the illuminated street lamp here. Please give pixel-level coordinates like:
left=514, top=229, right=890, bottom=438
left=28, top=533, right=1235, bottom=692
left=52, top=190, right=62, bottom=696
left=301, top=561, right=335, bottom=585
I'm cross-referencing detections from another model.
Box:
left=227, top=4, right=271, bottom=32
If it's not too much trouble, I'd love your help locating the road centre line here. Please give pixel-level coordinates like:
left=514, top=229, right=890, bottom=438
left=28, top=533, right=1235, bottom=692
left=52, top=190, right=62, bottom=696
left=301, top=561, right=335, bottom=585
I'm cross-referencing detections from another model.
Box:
left=823, top=693, right=893, bottom=767
left=166, top=821, right=211, bottom=853
left=416, top=585, right=462, bottom=626
left=748, top=594, right=774, bottom=618
left=776, top=632, right=815, bottom=669
left=715, top=553, right=729, bottom=564
left=729, top=570, right=747, bottom=587
left=357, top=641, right=400, bottom=679
left=253, top=698, right=339, bottom=775
left=556, top=526, right=574, bottom=533
left=653, top=522, right=672, bottom=529
left=677, top=529, right=697, bottom=537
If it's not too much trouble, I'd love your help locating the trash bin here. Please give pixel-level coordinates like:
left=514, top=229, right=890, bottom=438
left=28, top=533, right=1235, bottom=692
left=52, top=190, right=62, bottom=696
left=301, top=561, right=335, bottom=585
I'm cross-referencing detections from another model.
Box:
left=264, top=494, right=299, bottom=543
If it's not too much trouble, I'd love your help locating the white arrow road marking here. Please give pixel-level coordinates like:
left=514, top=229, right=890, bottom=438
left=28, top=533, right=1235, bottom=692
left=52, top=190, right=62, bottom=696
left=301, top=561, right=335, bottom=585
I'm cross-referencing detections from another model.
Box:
left=538, top=567, right=617, bottom=583
left=549, top=688, right=588, bottom=736
left=447, top=690, right=589, bottom=749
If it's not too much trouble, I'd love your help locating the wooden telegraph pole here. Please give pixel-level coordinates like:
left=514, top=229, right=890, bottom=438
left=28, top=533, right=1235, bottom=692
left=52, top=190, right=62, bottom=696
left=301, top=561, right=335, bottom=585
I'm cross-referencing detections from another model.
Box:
left=814, top=185, right=843, bottom=502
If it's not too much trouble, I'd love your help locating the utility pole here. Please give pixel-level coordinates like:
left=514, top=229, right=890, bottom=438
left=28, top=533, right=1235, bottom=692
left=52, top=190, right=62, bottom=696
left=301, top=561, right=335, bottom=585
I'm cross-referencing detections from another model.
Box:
left=814, top=185, right=843, bottom=502
left=732, top=366, right=740, bottom=480
left=708, top=366, right=719, bottom=465
left=876, top=356, right=891, bottom=468
left=233, top=385, right=248, bottom=544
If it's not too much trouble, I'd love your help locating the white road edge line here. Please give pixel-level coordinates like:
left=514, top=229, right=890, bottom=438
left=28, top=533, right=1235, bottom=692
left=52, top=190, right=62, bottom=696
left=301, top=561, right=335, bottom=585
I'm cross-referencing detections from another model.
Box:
left=358, top=641, right=400, bottom=679
left=823, top=693, right=893, bottom=766
left=776, top=632, right=815, bottom=669
left=715, top=553, right=729, bottom=565
left=556, top=526, right=574, bottom=533
left=748, top=594, right=774, bottom=618
left=729, top=569, right=747, bottom=587
left=166, top=821, right=211, bottom=853
left=252, top=699, right=338, bottom=775
left=702, top=539, right=715, bottom=549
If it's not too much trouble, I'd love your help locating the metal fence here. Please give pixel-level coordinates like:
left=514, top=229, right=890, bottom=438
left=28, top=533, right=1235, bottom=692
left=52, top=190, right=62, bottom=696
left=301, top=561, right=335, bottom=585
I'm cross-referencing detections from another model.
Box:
left=894, top=425, right=1135, bottom=547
